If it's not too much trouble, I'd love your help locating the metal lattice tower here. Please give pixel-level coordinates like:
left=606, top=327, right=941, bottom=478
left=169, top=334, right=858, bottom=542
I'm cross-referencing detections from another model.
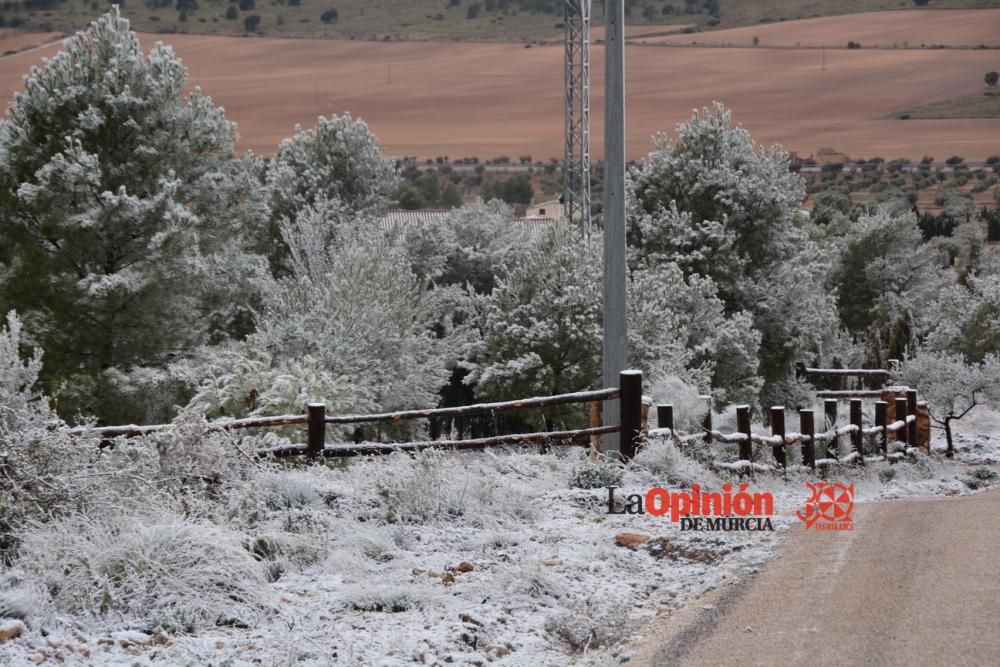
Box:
left=564, top=0, right=592, bottom=236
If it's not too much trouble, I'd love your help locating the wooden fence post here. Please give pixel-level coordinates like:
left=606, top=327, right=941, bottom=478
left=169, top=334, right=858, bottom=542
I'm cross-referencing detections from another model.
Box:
left=307, top=403, right=326, bottom=461
left=770, top=406, right=786, bottom=470
left=619, top=370, right=643, bottom=461
left=701, top=394, right=713, bottom=443
left=906, top=389, right=918, bottom=448
left=895, top=397, right=909, bottom=447
left=641, top=396, right=651, bottom=437
left=736, top=405, right=753, bottom=463
left=875, top=401, right=888, bottom=459
left=824, top=399, right=839, bottom=460
left=800, top=409, right=815, bottom=470
left=589, top=400, right=603, bottom=460
left=656, top=404, right=674, bottom=432
left=850, top=398, right=864, bottom=465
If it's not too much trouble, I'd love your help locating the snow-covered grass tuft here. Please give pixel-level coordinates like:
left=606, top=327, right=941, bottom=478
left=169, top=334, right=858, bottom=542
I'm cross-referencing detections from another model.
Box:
left=631, top=435, right=717, bottom=488
left=570, top=460, right=624, bottom=489
left=15, top=510, right=276, bottom=633
left=366, top=449, right=536, bottom=526
left=344, top=583, right=426, bottom=613
left=544, top=597, right=630, bottom=651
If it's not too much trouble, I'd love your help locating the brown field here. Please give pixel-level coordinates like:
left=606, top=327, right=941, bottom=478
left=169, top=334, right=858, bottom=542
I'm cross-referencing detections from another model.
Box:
left=642, top=10, right=1000, bottom=47
left=0, top=30, right=64, bottom=55
left=0, top=27, right=999, bottom=161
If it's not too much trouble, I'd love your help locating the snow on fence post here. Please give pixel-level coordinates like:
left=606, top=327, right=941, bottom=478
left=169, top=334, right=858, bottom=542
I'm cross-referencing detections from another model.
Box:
left=307, top=403, right=326, bottom=461
left=771, top=406, right=786, bottom=470
left=619, top=370, right=643, bottom=461
left=875, top=400, right=888, bottom=459
left=800, top=409, right=816, bottom=470
left=701, top=394, right=713, bottom=444
left=824, top=399, right=839, bottom=459
left=736, top=405, right=753, bottom=462
left=895, top=397, right=909, bottom=446
left=850, top=399, right=864, bottom=465
left=656, top=404, right=674, bottom=432
left=906, top=389, right=918, bottom=448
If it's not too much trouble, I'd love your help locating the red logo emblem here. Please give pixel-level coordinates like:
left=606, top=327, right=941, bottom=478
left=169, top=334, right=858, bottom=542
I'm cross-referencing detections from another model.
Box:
left=797, top=482, right=854, bottom=531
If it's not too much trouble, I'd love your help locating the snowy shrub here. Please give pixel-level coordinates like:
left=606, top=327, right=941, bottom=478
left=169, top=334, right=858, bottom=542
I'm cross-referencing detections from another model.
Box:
left=971, top=467, right=998, bottom=484
left=544, top=598, right=629, bottom=651
left=14, top=510, right=275, bottom=632
left=374, top=451, right=470, bottom=523
left=0, top=313, right=101, bottom=557
left=646, top=374, right=707, bottom=432
left=190, top=219, right=458, bottom=438
left=0, top=574, right=48, bottom=621
left=569, top=462, right=624, bottom=490
left=505, top=565, right=567, bottom=601
left=631, top=436, right=716, bottom=488
left=344, top=584, right=424, bottom=613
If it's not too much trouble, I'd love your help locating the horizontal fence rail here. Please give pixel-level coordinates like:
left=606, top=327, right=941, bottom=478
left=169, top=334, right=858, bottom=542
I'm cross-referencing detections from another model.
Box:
left=261, top=426, right=620, bottom=459
left=64, top=375, right=646, bottom=462
left=323, top=388, right=621, bottom=425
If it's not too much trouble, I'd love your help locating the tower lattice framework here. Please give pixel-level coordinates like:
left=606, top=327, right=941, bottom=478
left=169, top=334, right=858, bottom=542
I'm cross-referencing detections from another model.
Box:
left=564, top=0, right=592, bottom=236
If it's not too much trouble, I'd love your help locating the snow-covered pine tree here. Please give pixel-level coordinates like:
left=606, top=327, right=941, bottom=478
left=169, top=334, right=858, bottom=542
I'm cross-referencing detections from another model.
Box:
left=832, top=209, right=939, bottom=365
left=0, top=9, right=269, bottom=423
left=628, top=103, right=842, bottom=408
left=266, top=113, right=397, bottom=272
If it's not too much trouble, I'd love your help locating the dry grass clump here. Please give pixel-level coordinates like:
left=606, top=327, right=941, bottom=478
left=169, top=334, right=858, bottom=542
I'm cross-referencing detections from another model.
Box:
left=13, top=510, right=276, bottom=632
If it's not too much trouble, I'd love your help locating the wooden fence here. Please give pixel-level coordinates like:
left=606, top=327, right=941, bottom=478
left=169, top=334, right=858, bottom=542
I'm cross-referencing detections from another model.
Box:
left=652, top=388, right=926, bottom=472
left=67, top=371, right=649, bottom=461
left=795, top=362, right=898, bottom=399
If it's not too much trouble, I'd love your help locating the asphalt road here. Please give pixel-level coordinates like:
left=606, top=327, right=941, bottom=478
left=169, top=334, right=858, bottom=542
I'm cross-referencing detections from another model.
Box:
left=642, top=488, right=1000, bottom=667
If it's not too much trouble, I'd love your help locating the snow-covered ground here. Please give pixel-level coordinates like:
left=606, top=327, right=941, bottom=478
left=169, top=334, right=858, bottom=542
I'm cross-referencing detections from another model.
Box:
left=1, top=410, right=998, bottom=667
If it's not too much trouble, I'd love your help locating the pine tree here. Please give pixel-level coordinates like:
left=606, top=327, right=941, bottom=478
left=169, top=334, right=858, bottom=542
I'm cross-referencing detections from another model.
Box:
left=0, top=9, right=269, bottom=422
left=629, top=103, right=841, bottom=408
left=266, top=114, right=397, bottom=272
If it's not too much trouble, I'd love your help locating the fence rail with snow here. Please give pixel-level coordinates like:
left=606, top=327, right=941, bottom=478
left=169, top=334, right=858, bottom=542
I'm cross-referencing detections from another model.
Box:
left=66, top=372, right=650, bottom=461
left=651, top=388, right=927, bottom=472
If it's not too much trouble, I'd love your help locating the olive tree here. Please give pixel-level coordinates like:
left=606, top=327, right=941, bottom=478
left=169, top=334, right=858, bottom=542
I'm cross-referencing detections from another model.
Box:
left=896, top=351, right=1000, bottom=457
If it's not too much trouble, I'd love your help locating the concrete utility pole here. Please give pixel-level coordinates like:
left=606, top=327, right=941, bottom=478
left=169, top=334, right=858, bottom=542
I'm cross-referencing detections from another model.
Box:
left=603, top=0, right=627, bottom=457
left=563, top=0, right=592, bottom=236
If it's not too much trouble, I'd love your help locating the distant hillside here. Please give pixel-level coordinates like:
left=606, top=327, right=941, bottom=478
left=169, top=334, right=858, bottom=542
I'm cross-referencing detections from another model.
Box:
left=3, top=0, right=1000, bottom=42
